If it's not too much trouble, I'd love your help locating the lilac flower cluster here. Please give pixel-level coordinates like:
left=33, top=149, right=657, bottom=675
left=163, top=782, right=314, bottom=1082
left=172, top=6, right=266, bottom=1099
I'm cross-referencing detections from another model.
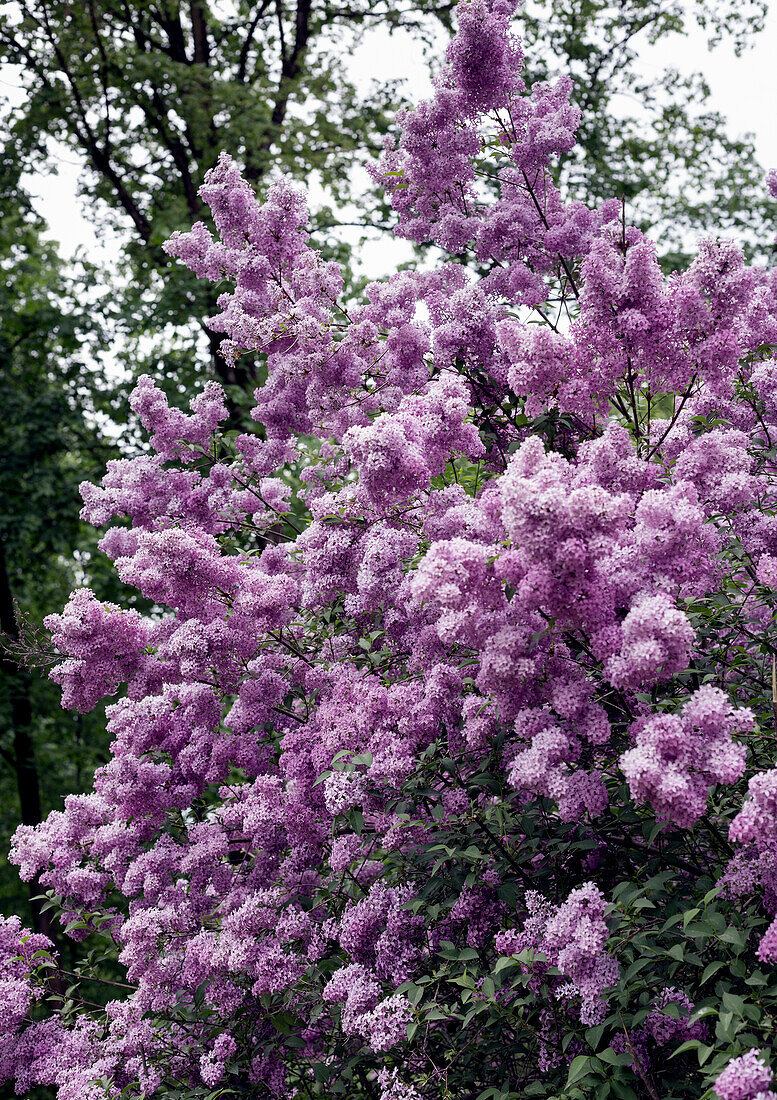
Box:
left=610, top=987, right=708, bottom=1070
left=322, top=965, right=413, bottom=1052
left=620, top=686, right=753, bottom=828
left=725, top=769, right=777, bottom=961
left=714, top=1051, right=777, bottom=1100
left=496, top=883, right=618, bottom=1024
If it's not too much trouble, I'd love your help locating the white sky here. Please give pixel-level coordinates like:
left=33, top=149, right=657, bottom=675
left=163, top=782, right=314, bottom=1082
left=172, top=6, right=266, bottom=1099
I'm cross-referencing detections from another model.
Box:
left=6, top=5, right=777, bottom=276
left=638, top=3, right=777, bottom=172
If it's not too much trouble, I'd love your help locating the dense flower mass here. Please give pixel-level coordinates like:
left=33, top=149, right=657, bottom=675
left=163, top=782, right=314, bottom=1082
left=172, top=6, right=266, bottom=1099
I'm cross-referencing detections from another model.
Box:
left=620, top=686, right=753, bottom=828
left=4, top=1, right=777, bottom=1097
left=714, top=1051, right=777, bottom=1100
left=495, top=883, right=618, bottom=1024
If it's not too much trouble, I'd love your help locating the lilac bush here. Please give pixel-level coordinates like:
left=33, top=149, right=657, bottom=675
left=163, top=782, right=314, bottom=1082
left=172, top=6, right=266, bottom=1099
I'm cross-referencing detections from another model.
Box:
left=5, top=1, right=777, bottom=1097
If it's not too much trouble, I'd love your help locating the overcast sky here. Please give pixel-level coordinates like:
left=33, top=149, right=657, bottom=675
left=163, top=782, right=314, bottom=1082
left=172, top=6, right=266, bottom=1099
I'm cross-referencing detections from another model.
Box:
left=7, top=4, right=777, bottom=274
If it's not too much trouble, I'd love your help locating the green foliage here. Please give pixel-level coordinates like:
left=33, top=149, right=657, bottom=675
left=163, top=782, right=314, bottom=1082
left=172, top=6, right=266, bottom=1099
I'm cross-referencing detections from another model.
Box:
left=0, top=170, right=118, bottom=884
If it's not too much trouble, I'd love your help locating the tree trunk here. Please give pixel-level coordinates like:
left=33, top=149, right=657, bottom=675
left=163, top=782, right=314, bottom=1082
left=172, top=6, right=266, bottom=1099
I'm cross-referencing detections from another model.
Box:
left=0, top=541, right=52, bottom=936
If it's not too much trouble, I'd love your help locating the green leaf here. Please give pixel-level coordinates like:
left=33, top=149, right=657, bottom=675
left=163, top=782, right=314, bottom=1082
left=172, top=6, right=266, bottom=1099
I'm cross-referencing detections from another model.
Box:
left=598, top=1049, right=631, bottom=1067
left=721, top=991, right=746, bottom=1016
left=670, top=1040, right=704, bottom=1059
left=586, top=1025, right=606, bottom=1051
left=567, top=1055, right=599, bottom=1087
left=746, top=970, right=768, bottom=988
left=720, top=926, right=747, bottom=949
left=623, top=957, right=652, bottom=982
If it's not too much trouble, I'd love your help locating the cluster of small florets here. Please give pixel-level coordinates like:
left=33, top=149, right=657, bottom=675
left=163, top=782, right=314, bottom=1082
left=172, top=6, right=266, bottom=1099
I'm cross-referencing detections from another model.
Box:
left=727, top=768, right=777, bottom=961
left=714, top=1051, right=777, bottom=1100
left=130, top=375, right=228, bottom=460
left=620, top=686, right=753, bottom=828
left=321, top=964, right=412, bottom=1052
left=343, top=375, right=484, bottom=510
left=0, top=918, right=100, bottom=1094
left=378, top=1067, right=424, bottom=1100
left=495, top=884, right=618, bottom=1024
left=610, top=987, right=708, bottom=1070
left=0, top=916, right=52, bottom=1030
left=44, top=590, right=153, bottom=712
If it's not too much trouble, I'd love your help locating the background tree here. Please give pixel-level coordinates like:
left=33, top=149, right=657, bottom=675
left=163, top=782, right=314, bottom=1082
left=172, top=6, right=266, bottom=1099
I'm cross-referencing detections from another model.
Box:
left=0, top=169, right=120, bottom=932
